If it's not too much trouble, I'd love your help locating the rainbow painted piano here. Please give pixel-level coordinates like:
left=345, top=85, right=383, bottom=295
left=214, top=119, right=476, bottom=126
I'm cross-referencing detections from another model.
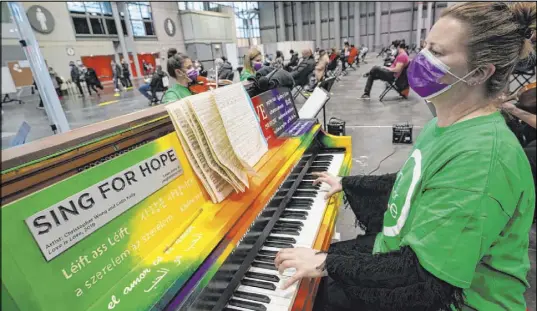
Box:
left=1, top=87, right=352, bottom=311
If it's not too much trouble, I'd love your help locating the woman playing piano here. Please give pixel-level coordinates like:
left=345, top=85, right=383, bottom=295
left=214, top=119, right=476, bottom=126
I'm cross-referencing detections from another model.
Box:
left=275, top=2, right=536, bottom=311
left=161, top=48, right=195, bottom=104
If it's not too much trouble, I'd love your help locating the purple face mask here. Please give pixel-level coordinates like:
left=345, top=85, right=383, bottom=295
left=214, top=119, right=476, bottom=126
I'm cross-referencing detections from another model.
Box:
left=408, top=49, right=477, bottom=99
left=253, top=62, right=263, bottom=71
left=186, top=68, right=198, bottom=81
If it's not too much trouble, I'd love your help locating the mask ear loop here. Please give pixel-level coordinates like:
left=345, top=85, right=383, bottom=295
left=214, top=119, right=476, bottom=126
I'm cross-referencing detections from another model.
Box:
left=446, top=67, right=480, bottom=86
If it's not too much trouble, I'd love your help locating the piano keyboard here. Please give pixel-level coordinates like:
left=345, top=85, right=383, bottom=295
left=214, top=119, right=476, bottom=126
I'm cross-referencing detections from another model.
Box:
left=222, top=150, right=345, bottom=311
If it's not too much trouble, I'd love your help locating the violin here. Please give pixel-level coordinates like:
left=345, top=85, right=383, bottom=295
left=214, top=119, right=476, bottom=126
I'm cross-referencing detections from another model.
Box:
left=188, top=76, right=233, bottom=94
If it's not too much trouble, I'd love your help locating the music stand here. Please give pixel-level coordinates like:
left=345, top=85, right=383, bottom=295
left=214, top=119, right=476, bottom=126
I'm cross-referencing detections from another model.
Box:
left=298, top=85, right=331, bottom=129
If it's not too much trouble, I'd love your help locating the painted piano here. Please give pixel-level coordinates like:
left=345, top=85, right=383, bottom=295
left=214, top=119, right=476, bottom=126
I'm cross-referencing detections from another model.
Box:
left=1, top=86, right=352, bottom=311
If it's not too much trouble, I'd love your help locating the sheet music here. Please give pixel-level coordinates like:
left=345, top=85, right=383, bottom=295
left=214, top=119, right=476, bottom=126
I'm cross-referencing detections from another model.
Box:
left=211, top=83, right=268, bottom=168
left=182, top=101, right=244, bottom=193
left=186, top=92, right=249, bottom=188
left=298, top=87, right=329, bottom=119
left=166, top=101, right=234, bottom=203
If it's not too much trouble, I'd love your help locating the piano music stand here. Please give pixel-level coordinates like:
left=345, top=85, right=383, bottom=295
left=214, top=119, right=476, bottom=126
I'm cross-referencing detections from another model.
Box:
left=298, top=83, right=331, bottom=129
left=318, top=77, right=337, bottom=128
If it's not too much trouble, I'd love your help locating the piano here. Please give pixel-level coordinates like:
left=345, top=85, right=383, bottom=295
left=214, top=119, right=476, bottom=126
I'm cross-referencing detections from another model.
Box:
left=1, top=87, right=351, bottom=311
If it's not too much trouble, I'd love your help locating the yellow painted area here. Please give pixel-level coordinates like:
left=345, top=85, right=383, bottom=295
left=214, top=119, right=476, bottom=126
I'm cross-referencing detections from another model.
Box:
left=98, top=99, right=120, bottom=106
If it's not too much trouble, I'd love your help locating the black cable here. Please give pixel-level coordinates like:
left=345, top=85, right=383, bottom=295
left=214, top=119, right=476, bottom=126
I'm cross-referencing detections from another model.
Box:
left=367, top=147, right=398, bottom=175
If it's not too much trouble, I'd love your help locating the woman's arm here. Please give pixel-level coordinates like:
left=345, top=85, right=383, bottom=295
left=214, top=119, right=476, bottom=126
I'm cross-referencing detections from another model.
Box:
left=326, top=246, right=464, bottom=311
left=341, top=173, right=397, bottom=233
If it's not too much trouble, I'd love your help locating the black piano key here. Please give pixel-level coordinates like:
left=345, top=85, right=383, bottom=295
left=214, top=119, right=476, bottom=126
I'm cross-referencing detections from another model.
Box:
left=315, top=155, right=334, bottom=161
left=254, top=255, right=276, bottom=264
left=298, top=184, right=321, bottom=190
left=290, top=198, right=314, bottom=204
left=241, top=278, right=277, bottom=291
left=264, top=241, right=294, bottom=249
left=245, top=272, right=280, bottom=283
left=319, top=147, right=346, bottom=153
left=307, top=166, right=329, bottom=173
left=311, top=161, right=332, bottom=166
left=272, top=228, right=301, bottom=236
left=293, top=191, right=317, bottom=198
left=281, top=211, right=309, bottom=218
left=275, top=220, right=304, bottom=228
left=267, top=236, right=297, bottom=244
left=229, top=298, right=267, bottom=311
left=234, top=291, right=272, bottom=304
left=258, top=249, right=278, bottom=256
left=302, top=174, right=318, bottom=180
left=273, top=223, right=302, bottom=231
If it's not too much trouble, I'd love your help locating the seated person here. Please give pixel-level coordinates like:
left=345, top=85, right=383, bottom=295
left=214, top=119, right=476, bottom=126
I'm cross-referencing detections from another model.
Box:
left=360, top=42, right=409, bottom=99
left=240, top=48, right=263, bottom=81
left=315, top=49, right=330, bottom=82
left=161, top=49, right=195, bottom=104
left=341, top=42, right=350, bottom=71
left=138, top=65, right=167, bottom=104
left=215, top=58, right=234, bottom=81
left=327, top=48, right=340, bottom=71
left=291, top=49, right=316, bottom=87
left=348, top=44, right=359, bottom=66
left=285, top=49, right=300, bottom=71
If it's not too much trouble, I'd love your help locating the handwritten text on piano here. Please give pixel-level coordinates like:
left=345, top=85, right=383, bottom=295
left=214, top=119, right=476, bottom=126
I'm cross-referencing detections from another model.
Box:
left=25, top=148, right=183, bottom=261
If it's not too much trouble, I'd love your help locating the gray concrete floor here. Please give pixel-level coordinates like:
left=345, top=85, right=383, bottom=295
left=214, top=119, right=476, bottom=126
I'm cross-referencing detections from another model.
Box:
left=1, top=57, right=535, bottom=309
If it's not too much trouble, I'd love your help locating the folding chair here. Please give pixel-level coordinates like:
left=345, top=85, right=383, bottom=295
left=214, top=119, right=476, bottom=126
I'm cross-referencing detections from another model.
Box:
left=379, top=66, right=409, bottom=102
left=510, top=67, right=535, bottom=94
left=292, top=83, right=309, bottom=101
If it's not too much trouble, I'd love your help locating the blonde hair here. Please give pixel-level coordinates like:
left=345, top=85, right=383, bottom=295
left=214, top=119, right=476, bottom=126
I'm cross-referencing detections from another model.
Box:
left=442, top=2, right=536, bottom=97
left=243, top=47, right=261, bottom=73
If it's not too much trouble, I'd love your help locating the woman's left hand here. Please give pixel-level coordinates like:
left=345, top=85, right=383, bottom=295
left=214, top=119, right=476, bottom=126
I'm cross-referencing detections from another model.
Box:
left=274, top=247, right=328, bottom=290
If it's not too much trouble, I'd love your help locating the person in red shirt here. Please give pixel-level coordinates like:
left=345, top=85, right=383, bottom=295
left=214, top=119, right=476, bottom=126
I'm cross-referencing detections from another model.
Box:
left=348, top=44, right=359, bottom=65
left=360, top=41, right=409, bottom=99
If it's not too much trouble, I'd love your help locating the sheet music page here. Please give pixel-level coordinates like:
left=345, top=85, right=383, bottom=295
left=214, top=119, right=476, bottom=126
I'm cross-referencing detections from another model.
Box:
left=166, top=101, right=234, bottom=202
left=181, top=101, right=245, bottom=193
left=211, top=83, right=268, bottom=168
left=167, top=111, right=217, bottom=202
left=186, top=92, right=249, bottom=188
left=298, top=87, right=329, bottom=119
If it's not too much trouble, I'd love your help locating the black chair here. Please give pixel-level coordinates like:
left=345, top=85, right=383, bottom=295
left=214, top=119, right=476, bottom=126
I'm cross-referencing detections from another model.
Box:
left=379, top=66, right=409, bottom=101
left=510, top=67, right=535, bottom=94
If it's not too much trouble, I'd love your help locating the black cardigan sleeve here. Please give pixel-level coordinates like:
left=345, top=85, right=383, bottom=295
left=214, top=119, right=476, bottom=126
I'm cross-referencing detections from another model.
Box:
left=341, top=173, right=397, bottom=234
left=325, top=246, right=464, bottom=311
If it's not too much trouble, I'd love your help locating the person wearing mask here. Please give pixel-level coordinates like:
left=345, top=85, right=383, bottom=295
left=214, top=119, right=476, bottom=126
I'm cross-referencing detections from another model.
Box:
left=272, top=50, right=285, bottom=70
left=274, top=3, right=536, bottom=311
left=291, top=49, right=316, bottom=87
left=359, top=41, right=408, bottom=99
left=240, top=47, right=263, bottom=81
left=121, top=60, right=132, bottom=88
left=69, top=61, right=84, bottom=97
left=85, top=67, right=103, bottom=96
left=161, top=49, right=195, bottom=104
left=111, top=60, right=123, bottom=92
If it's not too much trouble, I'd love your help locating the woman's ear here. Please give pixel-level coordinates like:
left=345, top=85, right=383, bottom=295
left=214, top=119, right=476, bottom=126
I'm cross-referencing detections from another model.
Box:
left=468, top=63, right=495, bottom=86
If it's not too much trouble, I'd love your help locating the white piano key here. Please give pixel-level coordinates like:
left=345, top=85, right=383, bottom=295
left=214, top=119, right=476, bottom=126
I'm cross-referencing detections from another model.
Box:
left=231, top=293, right=291, bottom=307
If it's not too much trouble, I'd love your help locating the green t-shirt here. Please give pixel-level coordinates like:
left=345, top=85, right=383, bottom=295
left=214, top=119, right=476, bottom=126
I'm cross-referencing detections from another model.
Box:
left=240, top=69, right=254, bottom=81
left=161, top=84, right=192, bottom=104
left=373, top=112, right=535, bottom=311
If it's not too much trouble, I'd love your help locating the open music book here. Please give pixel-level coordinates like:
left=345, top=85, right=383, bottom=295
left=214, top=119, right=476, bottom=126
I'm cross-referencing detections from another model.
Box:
left=166, top=83, right=268, bottom=203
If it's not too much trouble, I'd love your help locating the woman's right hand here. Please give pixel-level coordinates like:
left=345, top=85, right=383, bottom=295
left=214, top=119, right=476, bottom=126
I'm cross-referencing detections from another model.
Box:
left=312, top=172, right=343, bottom=200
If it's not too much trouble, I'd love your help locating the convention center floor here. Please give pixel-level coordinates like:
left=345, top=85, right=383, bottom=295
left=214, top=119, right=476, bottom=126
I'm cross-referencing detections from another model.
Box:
left=1, top=56, right=535, bottom=309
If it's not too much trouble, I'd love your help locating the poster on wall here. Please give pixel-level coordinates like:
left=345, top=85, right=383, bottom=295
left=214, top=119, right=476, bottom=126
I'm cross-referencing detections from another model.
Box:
left=1, top=132, right=209, bottom=311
